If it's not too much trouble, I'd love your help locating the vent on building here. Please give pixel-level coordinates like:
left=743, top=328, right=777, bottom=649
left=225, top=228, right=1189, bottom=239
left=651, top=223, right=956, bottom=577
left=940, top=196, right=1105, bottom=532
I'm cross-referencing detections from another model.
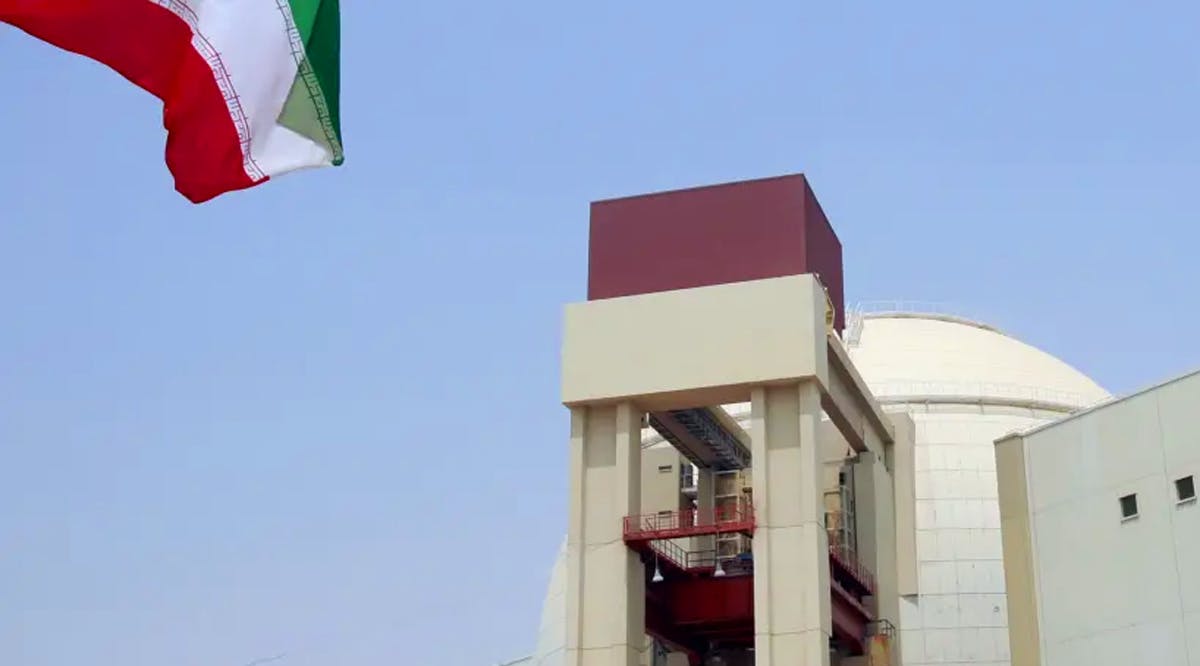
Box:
left=1119, top=493, right=1139, bottom=521
left=1176, top=476, right=1196, bottom=504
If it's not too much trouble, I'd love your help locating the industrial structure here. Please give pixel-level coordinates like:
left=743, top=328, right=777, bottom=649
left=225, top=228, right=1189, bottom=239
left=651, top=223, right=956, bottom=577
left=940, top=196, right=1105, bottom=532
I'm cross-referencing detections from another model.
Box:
left=503, top=175, right=1115, bottom=666
left=560, top=175, right=913, bottom=666
left=848, top=309, right=1107, bottom=666
left=997, top=369, right=1200, bottom=666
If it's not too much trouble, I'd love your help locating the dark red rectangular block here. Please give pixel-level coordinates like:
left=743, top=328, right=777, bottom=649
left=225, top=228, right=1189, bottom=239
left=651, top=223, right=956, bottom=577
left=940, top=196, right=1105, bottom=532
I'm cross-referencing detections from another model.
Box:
left=588, top=174, right=845, bottom=331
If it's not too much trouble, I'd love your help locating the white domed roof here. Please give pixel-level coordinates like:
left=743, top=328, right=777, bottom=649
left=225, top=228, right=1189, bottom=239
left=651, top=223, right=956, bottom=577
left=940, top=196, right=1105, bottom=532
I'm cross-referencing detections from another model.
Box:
left=847, top=312, right=1109, bottom=409
left=704, top=310, right=1108, bottom=432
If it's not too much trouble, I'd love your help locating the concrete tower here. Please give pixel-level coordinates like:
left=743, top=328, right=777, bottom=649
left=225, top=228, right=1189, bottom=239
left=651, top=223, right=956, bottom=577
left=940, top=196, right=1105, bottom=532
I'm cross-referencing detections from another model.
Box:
left=523, top=310, right=1108, bottom=666
left=509, top=178, right=1109, bottom=666
left=557, top=176, right=915, bottom=666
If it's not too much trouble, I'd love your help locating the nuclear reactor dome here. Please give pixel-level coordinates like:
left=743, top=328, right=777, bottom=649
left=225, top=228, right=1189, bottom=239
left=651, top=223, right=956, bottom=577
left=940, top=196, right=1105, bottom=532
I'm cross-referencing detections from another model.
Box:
left=719, top=307, right=1107, bottom=427
left=520, top=307, right=1109, bottom=666
left=847, top=309, right=1108, bottom=409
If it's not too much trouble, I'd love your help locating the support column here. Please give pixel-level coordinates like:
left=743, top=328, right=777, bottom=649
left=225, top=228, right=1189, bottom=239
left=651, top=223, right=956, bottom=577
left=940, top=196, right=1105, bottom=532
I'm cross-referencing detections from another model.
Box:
left=693, top=466, right=715, bottom=555
left=852, top=435, right=899, bottom=649
left=566, top=402, right=645, bottom=666
left=751, top=382, right=831, bottom=666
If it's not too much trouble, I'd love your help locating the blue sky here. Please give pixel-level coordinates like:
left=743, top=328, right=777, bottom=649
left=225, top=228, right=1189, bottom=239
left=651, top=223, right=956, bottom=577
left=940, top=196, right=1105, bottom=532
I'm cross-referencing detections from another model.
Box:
left=2, top=3, right=1199, bottom=665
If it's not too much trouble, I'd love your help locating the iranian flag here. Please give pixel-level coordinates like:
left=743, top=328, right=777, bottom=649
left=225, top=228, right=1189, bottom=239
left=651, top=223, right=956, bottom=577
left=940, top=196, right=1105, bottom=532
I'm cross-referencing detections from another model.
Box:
left=1, top=0, right=344, bottom=203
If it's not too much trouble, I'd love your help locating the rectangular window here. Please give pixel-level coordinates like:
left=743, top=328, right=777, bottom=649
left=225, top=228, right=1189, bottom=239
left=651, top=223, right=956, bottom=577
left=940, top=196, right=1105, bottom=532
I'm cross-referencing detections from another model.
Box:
left=1176, top=476, right=1196, bottom=504
left=658, top=464, right=673, bottom=473
left=1120, top=493, right=1139, bottom=521
left=680, top=465, right=695, bottom=488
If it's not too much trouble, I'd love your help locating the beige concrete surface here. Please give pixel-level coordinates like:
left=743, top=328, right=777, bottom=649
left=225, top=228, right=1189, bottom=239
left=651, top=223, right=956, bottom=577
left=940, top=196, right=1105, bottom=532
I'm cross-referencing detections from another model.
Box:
left=888, top=413, right=918, bottom=598
left=566, top=403, right=645, bottom=666
left=853, top=443, right=899, bottom=643
left=641, top=447, right=683, bottom=515
left=824, top=336, right=894, bottom=456
left=994, top=435, right=1039, bottom=666
left=995, top=369, right=1200, bottom=666
left=750, top=383, right=832, bottom=666
left=695, top=466, right=715, bottom=555
left=561, top=275, right=828, bottom=409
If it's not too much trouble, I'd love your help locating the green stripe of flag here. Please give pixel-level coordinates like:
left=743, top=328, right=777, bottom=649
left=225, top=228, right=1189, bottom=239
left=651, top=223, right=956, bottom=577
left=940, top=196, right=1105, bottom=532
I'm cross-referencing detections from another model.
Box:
left=279, top=0, right=343, bottom=165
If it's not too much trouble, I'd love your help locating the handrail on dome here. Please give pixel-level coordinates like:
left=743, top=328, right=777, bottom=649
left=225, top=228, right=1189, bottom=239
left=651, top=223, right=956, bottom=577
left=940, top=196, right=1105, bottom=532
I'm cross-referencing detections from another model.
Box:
left=868, top=380, right=1092, bottom=410
left=851, top=300, right=981, bottom=318
left=844, top=301, right=1004, bottom=347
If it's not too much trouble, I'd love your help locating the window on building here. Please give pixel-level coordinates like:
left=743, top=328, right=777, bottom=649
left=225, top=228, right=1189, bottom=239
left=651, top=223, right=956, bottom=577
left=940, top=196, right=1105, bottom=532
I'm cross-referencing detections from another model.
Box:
left=658, top=464, right=673, bottom=473
left=1119, top=493, right=1139, bottom=521
left=680, top=465, right=695, bottom=488
left=1176, top=476, right=1196, bottom=504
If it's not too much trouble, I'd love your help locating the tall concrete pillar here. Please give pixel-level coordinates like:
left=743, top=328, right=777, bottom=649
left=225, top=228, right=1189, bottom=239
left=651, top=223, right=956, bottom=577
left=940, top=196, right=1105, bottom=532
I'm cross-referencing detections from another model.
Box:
left=694, top=466, right=715, bottom=555
left=852, top=445, right=898, bottom=623
left=566, top=402, right=645, bottom=666
left=750, top=382, right=831, bottom=666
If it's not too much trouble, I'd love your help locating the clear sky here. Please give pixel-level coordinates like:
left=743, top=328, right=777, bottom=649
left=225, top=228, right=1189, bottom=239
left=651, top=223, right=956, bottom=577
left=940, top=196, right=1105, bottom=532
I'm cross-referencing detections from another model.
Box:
left=2, top=3, right=1199, bottom=665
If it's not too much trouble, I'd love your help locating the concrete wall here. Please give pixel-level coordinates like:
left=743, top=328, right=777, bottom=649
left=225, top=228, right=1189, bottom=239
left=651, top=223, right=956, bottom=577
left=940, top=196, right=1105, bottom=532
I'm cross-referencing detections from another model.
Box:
left=997, top=370, right=1200, bottom=666
left=897, top=406, right=1058, bottom=666
left=642, top=447, right=685, bottom=515
left=994, top=433, right=1039, bottom=666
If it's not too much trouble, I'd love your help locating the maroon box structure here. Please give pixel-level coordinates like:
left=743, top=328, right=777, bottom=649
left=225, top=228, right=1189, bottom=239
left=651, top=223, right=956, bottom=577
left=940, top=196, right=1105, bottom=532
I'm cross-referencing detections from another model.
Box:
left=588, top=174, right=845, bottom=332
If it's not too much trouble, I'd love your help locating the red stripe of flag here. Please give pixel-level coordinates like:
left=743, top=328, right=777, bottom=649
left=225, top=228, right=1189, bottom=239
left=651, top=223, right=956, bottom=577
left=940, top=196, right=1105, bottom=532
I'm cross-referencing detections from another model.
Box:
left=2, top=0, right=260, bottom=202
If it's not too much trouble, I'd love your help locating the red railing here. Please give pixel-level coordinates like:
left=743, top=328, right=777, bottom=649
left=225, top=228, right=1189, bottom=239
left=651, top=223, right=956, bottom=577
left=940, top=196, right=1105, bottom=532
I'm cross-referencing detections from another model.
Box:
left=647, top=538, right=690, bottom=570
left=646, top=540, right=755, bottom=577
left=627, top=500, right=875, bottom=593
left=624, top=500, right=756, bottom=542
left=829, top=543, right=876, bottom=595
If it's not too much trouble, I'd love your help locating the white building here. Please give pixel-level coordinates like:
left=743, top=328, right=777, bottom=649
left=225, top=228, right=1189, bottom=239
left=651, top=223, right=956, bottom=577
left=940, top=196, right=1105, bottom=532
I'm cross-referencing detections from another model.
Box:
left=514, top=307, right=1109, bottom=666
left=997, top=368, right=1200, bottom=666
left=845, top=308, right=1107, bottom=666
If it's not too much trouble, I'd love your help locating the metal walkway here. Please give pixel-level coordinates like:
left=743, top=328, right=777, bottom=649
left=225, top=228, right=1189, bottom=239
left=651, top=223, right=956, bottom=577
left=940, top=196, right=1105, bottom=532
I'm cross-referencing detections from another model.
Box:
left=648, top=408, right=750, bottom=470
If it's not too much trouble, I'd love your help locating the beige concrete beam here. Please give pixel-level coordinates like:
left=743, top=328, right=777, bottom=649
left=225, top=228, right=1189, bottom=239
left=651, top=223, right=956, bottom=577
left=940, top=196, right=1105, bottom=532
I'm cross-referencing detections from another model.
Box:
left=562, top=275, right=827, bottom=409
left=711, top=405, right=751, bottom=449
left=820, top=336, right=894, bottom=456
